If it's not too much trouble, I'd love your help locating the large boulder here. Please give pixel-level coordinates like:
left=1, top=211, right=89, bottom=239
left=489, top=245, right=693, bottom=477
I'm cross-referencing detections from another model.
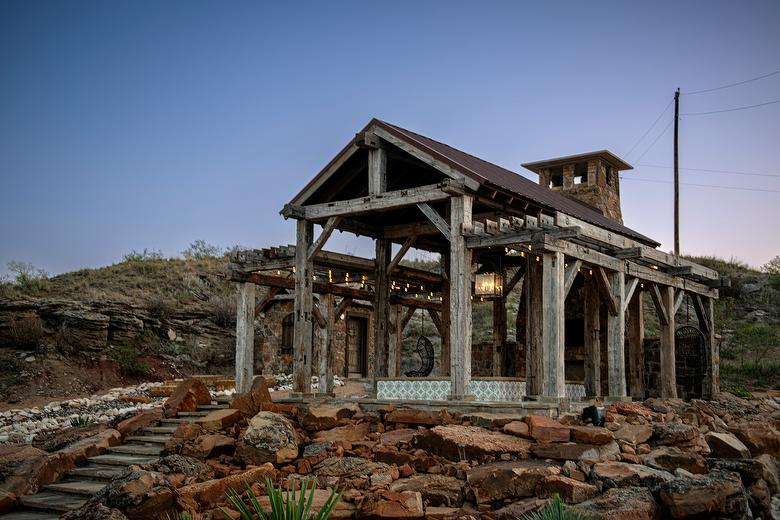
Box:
left=137, top=455, right=213, bottom=487
left=569, top=425, right=614, bottom=445
left=312, top=422, right=371, bottom=443
left=416, top=425, right=533, bottom=461
left=61, top=504, right=130, bottom=520
left=356, top=490, right=424, bottom=520
left=705, top=432, right=751, bottom=459
left=313, top=457, right=394, bottom=488
left=0, top=444, right=64, bottom=498
left=229, top=376, right=275, bottom=418
left=730, top=420, right=780, bottom=456
left=301, top=404, right=360, bottom=431
left=181, top=434, right=235, bottom=460
left=525, top=415, right=570, bottom=443
left=82, top=470, right=178, bottom=520
left=380, top=429, right=420, bottom=447
left=466, top=460, right=560, bottom=504
left=178, top=463, right=275, bottom=509
left=572, top=486, right=661, bottom=520
left=194, top=408, right=241, bottom=431
left=115, top=409, right=163, bottom=437
left=385, top=409, right=452, bottom=426
left=613, top=424, right=653, bottom=445
left=535, top=475, right=598, bottom=504
left=657, top=470, right=749, bottom=519
left=591, top=461, right=674, bottom=489
left=162, top=378, right=211, bottom=418
left=651, top=423, right=698, bottom=446
left=642, top=446, right=708, bottom=474
left=236, top=412, right=299, bottom=465
left=530, top=441, right=621, bottom=463
left=390, top=474, right=463, bottom=507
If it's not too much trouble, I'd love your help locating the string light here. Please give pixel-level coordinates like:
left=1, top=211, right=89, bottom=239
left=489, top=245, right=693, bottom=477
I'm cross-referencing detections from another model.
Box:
left=589, top=269, right=593, bottom=275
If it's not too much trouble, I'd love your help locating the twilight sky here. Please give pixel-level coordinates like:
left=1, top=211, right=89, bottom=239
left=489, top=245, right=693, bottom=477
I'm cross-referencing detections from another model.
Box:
left=1, top=1, right=779, bottom=276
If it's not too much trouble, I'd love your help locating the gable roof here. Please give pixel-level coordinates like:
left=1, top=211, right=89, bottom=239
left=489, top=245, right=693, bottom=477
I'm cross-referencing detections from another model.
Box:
left=291, top=118, right=660, bottom=247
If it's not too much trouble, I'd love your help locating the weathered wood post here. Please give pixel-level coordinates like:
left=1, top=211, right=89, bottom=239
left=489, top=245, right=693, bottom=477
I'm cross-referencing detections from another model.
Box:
left=440, top=252, right=451, bottom=376
left=525, top=256, right=543, bottom=396
left=293, top=220, right=314, bottom=395
left=387, top=304, right=402, bottom=377
left=627, top=288, right=645, bottom=399
left=541, top=252, right=566, bottom=398
left=583, top=277, right=601, bottom=397
left=318, top=292, right=336, bottom=395
left=660, top=285, right=677, bottom=398
left=449, top=194, right=473, bottom=400
left=707, top=296, right=719, bottom=397
left=373, top=239, right=391, bottom=389
left=607, top=271, right=627, bottom=397
left=492, top=272, right=507, bottom=377
left=235, top=282, right=255, bottom=394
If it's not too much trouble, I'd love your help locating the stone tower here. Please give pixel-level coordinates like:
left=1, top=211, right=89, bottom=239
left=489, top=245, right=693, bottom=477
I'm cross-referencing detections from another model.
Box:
left=522, top=151, right=632, bottom=224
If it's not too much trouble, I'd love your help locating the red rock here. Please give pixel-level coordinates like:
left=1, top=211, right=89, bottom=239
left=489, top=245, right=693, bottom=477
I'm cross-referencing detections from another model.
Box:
left=0, top=490, right=16, bottom=515
left=181, top=434, right=235, bottom=460
left=608, top=402, right=656, bottom=419
left=390, top=474, right=463, bottom=507
left=162, top=378, right=212, bottom=418
left=705, top=432, right=751, bottom=459
left=380, top=429, right=420, bottom=446
left=658, top=470, right=747, bottom=518
left=570, top=426, right=614, bottom=445
left=651, top=423, right=698, bottom=446
left=536, top=474, right=598, bottom=504
left=116, top=408, right=163, bottom=437
left=641, top=446, right=708, bottom=475
left=591, top=461, right=674, bottom=489
left=572, top=486, right=660, bottom=520
left=237, top=412, right=299, bottom=464
left=301, top=404, right=360, bottom=431
left=466, top=460, right=560, bottom=504
left=730, top=421, right=780, bottom=456
left=417, top=425, right=533, bottom=462
left=229, top=377, right=275, bottom=418
left=525, top=415, right=570, bottom=443
left=385, top=409, right=452, bottom=426
left=530, top=441, right=621, bottom=463
left=312, top=422, right=371, bottom=443
left=612, top=423, right=653, bottom=444
left=493, top=498, right=550, bottom=520
left=178, top=463, right=276, bottom=507
left=195, top=408, right=241, bottom=431
left=356, top=490, right=424, bottom=519
left=502, top=421, right=530, bottom=438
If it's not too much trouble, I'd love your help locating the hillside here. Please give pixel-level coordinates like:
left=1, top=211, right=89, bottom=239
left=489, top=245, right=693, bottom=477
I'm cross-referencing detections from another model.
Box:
left=1, top=252, right=778, bottom=407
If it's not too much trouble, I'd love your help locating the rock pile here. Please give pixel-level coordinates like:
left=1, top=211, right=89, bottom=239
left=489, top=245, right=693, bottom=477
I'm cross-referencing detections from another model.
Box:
left=53, top=388, right=780, bottom=519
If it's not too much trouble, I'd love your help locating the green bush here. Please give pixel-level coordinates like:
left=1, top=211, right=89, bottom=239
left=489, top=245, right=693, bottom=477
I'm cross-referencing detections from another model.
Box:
left=115, top=344, right=148, bottom=377
left=722, top=386, right=753, bottom=398
left=7, top=261, right=48, bottom=293
left=521, top=494, right=596, bottom=520
left=123, top=249, right=164, bottom=262
left=182, top=240, right=222, bottom=260
left=222, top=478, right=342, bottom=520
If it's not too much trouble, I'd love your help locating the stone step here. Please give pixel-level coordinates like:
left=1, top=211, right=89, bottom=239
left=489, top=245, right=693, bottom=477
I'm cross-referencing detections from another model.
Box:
left=143, top=426, right=177, bottom=434
left=126, top=435, right=171, bottom=445
left=89, top=454, right=158, bottom=466
left=0, top=511, right=62, bottom=520
left=43, top=480, right=106, bottom=496
left=161, top=418, right=194, bottom=425
left=19, top=491, right=86, bottom=513
left=108, top=445, right=163, bottom=456
left=199, top=404, right=229, bottom=410
left=176, top=411, right=210, bottom=417
left=66, top=464, right=126, bottom=481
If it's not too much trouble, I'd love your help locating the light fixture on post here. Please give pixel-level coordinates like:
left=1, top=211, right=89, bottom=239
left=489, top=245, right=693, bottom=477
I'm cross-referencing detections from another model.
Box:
left=474, top=259, right=503, bottom=299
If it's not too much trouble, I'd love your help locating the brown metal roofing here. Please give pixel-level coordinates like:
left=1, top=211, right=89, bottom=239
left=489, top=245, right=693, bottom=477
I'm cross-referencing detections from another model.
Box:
left=373, top=119, right=659, bottom=247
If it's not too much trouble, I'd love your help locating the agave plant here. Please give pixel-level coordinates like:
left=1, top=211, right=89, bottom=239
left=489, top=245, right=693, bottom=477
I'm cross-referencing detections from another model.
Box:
left=222, top=477, right=342, bottom=520
left=521, top=494, right=597, bottom=520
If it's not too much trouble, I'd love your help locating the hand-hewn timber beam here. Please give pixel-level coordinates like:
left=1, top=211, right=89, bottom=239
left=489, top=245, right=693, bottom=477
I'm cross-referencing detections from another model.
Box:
left=674, top=289, right=685, bottom=314
left=368, top=143, right=387, bottom=195
left=312, top=304, right=327, bottom=329
left=389, top=294, right=443, bottom=311
left=691, top=294, right=711, bottom=334
left=625, top=262, right=717, bottom=298
left=623, top=277, right=639, bottom=313
left=308, top=216, right=342, bottom=261
left=426, top=309, right=443, bottom=336
left=291, top=142, right=360, bottom=206
left=388, top=236, right=416, bottom=274
left=649, top=283, right=670, bottom=326
left=594, top=267, right=619, bottom=316
left=465, top=227, right=580, bottom=249
left=563, top=259, right=582, bottom=298
left=281, top=180, right=467, bottom=220
left=503, top=267, right=525, bottom=296
left=400, top=306, right=416, bottom=331
left=232, top=271, right=375, bottom=300
left=417, top=203, right=451, bottom=241
left=255, top=286, right=283, bottom=316
left=334, top=297, right=353, bottom=321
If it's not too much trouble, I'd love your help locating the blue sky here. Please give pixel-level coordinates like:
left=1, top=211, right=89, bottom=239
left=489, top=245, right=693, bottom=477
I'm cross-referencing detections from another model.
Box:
left=1, top=0, right=779, bottom=276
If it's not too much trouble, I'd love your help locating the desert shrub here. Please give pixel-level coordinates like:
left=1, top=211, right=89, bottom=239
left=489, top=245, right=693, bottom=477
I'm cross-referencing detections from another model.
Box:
left=722, top=360, right=780, bottom=389
left=521, top=494, right=596, bottom=520
left=211, top=295, right=237, bottom=328
left=115, top=344, right=148, bottom=376
left=222, top=477, right=342, bottom=520
left=182, top=240, right=222, bottom=260
left=722, top=386, right=753, bottom=398
left=7, top=261, right=48, bottom=293
left=146, top=295, right=175, bottom=320
left=9, top=315, right=44, bottom=349
left=763, top=256, right=780, bottom=290
left=70, top=416, right=92, bottom=428
left=123, top=249, right=164, bottom=262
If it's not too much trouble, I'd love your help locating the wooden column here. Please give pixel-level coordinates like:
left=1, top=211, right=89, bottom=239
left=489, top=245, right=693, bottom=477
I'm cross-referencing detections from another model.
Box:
left=373, top=239, right=391, bottom=385
left=492, top=276, right=507, bottom=377
left=318, top=293, right=336, bottom=395
left=541, top=252, right=565, bottom=398
left=449, top=195, right=473, bottom=399
left=583, top=278, right=601, bottom=397
left=440, top=252, right=451, bottom=376
left=707, top=297, right=719, bottom=397
left=659, top=285, right=677, bottom=398
left=387, top=304, right=403, bottom=377
left=627, top=288, right=645, bottom=399
left=525, top=256, right=543, bottom=396
left=293, top=219, right=314, bottom=395
left=368, top=145, right=387, bottom=195
left=235, top=282, right=255, bottom=394
left=607, top=271, right=627, bottom=397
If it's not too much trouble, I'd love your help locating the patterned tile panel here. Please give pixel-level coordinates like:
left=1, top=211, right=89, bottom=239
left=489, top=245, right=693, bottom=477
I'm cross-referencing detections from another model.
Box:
left=377, top=379, right=587, bottom=402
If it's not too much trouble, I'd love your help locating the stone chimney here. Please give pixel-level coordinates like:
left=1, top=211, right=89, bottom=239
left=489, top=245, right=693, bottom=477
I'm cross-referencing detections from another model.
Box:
left=521, top=151, right=632, bottom=224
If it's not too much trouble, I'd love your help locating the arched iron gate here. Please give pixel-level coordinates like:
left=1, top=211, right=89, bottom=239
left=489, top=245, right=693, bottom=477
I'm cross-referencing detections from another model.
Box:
left=675, top=325, right=707, bottom=399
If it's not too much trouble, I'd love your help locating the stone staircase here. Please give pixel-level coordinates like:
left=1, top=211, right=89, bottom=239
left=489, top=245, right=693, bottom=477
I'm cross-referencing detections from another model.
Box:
left=1, top=397, right=230, bottom=520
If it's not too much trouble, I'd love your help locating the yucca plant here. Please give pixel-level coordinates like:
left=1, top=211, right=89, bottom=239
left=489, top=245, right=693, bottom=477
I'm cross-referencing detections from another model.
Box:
left=520, top=494, right=597, bottom=520
left=222, top=477, right=342, bottom=520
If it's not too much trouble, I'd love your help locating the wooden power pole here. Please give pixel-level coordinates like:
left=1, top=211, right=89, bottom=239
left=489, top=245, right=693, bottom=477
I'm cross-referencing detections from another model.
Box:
left=674, top=88, right=680, bottom=256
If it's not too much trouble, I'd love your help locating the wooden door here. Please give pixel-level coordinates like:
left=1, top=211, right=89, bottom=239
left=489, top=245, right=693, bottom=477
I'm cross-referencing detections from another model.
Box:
left=346, top=316, right=368, bottom=377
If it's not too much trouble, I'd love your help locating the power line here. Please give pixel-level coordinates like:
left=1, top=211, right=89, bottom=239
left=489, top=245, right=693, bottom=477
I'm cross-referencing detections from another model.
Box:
left=633, top=119, right=673, bottom=162
left=624, top=99, right=674, bottom=158
left=621, top=176, right=780, bottom=193
left=635, top=163, right=780, bottom=178
left=683, top=68, right=780, bottom=95
left=683, top=98, right=780, bottom=116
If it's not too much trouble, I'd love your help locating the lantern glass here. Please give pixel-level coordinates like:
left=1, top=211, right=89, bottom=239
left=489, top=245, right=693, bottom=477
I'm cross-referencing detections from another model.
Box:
left=475, top=272, right=502, bottom=297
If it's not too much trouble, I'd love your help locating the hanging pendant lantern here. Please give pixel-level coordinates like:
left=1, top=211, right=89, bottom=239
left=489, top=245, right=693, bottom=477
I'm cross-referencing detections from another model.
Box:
left=475, top=258, right=503, bottom=298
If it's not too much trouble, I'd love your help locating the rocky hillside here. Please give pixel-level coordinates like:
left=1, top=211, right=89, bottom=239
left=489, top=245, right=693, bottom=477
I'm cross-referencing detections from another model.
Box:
left=0, top=256, right=238, bottom=404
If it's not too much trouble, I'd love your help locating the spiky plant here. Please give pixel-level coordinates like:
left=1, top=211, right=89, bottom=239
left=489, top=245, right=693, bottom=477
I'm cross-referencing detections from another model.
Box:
left=222, top=477, right=342, bottom=520
left=520, top=494, right=597, bottom=520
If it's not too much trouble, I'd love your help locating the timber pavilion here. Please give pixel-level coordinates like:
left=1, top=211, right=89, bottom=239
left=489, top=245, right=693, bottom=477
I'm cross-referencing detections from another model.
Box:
left=229, top=118, right=721, bottom=408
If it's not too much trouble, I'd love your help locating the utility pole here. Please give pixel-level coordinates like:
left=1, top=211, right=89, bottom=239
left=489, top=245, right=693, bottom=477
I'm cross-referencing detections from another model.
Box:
left=674, top=88, right=680, bottom=256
